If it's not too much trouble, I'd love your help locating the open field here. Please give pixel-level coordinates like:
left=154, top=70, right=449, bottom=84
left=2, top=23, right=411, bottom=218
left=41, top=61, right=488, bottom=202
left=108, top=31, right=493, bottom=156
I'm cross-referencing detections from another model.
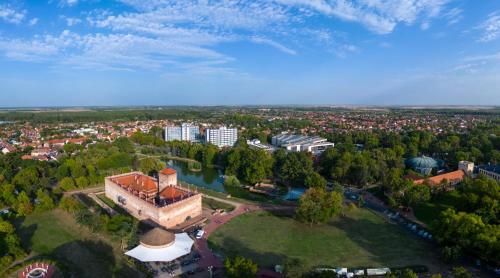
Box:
left=413, top=191, right=461, bottom=227
left=15, top=209, right=142, bottom=278
left=208, top=208, right=443, bottom=272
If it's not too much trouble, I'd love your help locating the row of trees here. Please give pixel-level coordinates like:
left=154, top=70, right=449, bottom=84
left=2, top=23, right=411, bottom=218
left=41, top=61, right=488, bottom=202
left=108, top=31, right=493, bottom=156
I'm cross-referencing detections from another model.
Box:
left=0, top=137, right=138, bottom=220
left=166, top=140, right=219, bottom=167
left=325, top=128, right=499, bottom=168
left=0, top=219, right=26, bottom=271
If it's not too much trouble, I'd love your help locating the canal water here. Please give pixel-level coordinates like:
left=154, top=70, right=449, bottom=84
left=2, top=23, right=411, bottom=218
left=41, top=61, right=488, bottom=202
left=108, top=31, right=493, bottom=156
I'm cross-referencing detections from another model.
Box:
left=165, top=159, right=304, bottom=200
left=165, top=160, right=226, bottom=192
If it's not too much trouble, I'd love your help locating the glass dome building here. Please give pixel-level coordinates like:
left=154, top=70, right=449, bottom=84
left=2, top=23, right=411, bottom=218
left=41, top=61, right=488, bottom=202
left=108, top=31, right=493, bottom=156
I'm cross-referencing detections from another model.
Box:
left=405, top=156, right=443, bottom=175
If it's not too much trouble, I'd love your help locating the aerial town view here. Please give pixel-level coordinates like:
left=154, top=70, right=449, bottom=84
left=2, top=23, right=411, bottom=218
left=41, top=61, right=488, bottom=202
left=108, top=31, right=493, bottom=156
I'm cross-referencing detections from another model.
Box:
left=0, top=1, right=499, bottom=278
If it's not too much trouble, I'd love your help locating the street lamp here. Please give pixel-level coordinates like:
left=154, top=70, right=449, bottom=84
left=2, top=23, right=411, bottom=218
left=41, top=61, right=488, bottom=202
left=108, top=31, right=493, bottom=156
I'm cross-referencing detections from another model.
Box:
left=208, top=265, right=213, bottom=278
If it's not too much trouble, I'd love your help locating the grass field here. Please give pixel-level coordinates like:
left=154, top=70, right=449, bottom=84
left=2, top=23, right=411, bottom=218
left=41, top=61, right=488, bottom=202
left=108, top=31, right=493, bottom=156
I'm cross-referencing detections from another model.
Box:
left=15, top=209, right=142, bottom=278
left=413, top=191, right=461, bottom=227
left=208, top=208, right=443, bottom=272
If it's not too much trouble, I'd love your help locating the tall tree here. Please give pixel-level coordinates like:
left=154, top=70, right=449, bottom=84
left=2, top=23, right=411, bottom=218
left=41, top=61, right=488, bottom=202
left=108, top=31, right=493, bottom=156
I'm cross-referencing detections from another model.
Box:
left=139, top=157, right=165, bottom=175
left=296, top=187, right=343, bottom=225
left=224, top=256, right=258, bottom=278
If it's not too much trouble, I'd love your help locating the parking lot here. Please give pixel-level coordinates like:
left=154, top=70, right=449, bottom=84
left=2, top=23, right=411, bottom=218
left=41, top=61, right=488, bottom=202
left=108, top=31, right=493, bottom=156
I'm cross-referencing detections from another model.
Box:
left=142, top=251, right=209, bottom=277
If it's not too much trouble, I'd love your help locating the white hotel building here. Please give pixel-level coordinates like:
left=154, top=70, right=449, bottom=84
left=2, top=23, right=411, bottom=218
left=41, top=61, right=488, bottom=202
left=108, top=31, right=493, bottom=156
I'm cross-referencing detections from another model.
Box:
left=205, top=126, right=238, bottom=148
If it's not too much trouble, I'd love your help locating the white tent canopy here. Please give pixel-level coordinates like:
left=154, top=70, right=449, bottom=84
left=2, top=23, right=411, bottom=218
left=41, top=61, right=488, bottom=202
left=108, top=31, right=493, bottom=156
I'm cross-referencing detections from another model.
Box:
left=125, top=233, right=194, bottom=262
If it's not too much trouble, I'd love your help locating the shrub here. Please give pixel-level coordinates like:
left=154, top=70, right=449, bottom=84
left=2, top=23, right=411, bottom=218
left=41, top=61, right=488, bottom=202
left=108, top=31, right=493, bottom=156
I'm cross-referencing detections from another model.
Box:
left=224, top=176, right=241, bottom=187
left=441, top=245, right=462, bottom=263
left=224, top=256, right=258, bottom=278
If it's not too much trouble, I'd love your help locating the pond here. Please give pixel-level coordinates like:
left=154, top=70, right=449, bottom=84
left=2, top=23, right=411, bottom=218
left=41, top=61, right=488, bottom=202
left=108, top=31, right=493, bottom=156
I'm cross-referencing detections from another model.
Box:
left=165, top=160, right=226, bottom=192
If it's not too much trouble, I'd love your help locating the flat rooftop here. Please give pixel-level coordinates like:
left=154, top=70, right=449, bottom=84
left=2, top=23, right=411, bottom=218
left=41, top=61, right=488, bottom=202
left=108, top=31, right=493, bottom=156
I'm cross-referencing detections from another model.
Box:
left=479, top=164, right=500, bottom=175
left=272, top=134, right=329, bottom=146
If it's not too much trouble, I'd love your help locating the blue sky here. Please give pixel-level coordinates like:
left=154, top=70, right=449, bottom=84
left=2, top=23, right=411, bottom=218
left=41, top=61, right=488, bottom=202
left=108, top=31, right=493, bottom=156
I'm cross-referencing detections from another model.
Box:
left=0, top=0, right=499, bottom=106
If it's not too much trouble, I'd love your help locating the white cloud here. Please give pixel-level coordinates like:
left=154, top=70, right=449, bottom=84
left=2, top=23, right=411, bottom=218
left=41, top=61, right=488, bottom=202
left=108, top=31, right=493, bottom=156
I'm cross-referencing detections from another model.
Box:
left=251, top=37, right=297, bottom=55
left=0, top=34, right=65, bottom=62
left=450, top=52, right=500, bottom=74
left=420, top=21, right=430, bottom=30
left=276, top=0, right=453, bottom=34
left=0, top=4, right=26, bottom=24
left=29, top=18, right=39, bottom=26
left=463, top=52, right=500, bottom=62
left=60, top=0, right=78, bottom=6
left=379, top=41, right=392, bottom=48
left=0, top=0, right=462, bottom=73
left=476, top=12, right=500, bottom=42
left=115, top=0, right=289, bottom=30
left=117, top=0, right=454, bottom=35
left=443, top=7, right=462, bottom=25
left=60, top=15, right=82, bottom=26
left=0, top=29, right=232, bottom=73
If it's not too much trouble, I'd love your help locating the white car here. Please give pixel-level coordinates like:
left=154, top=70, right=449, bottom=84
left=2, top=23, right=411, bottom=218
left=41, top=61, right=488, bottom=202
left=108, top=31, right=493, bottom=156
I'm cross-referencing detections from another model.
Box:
left=196, top=229, right=205, bottom=239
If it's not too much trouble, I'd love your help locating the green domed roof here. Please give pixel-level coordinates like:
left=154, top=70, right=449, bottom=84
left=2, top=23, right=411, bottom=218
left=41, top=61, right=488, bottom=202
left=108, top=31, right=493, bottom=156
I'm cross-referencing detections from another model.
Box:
left=406, top=156, right=439, bottom=170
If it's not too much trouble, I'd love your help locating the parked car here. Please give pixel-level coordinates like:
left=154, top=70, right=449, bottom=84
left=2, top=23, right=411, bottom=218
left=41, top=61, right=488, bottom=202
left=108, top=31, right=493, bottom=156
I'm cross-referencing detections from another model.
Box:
left=196, top=229, right=205, bottom=239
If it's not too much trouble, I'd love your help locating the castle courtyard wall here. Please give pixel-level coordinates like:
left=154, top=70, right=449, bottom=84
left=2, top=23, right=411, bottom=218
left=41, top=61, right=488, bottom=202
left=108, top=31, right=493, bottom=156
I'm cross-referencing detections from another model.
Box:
left=104, top=175, right=202, bottom=229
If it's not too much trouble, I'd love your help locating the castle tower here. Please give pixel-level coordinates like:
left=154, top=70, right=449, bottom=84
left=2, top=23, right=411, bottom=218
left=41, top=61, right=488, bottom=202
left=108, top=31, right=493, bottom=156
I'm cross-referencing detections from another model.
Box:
left=159, top=168, right=177, bottom=192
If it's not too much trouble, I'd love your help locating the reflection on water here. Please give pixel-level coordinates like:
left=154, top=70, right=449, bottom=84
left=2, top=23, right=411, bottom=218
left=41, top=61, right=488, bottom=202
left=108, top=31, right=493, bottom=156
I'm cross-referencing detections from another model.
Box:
left=166, top=160, right=226, bottom=192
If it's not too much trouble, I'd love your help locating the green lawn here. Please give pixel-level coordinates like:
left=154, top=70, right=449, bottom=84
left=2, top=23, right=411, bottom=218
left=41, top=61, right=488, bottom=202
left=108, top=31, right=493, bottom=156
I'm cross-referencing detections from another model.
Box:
left=15, top=209, right=142, bottom=278
left=209, top=208, right=443, bottom=273
left=413, top=191, right=461, bottom=227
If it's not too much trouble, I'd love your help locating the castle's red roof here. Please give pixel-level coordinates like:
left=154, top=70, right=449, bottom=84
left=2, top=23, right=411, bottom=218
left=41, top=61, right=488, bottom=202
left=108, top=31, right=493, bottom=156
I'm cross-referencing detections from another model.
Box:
left=111, top=174, right=157, bottom=194
left=160, top=186, right=188, bottom=201
left=160, top=168, right=176, bottom=175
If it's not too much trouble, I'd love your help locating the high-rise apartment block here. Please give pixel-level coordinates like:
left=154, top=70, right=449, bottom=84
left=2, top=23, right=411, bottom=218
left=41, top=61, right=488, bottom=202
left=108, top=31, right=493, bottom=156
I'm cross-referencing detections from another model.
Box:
left=165, top=123, right=200, bottom=142
left=205, top=126, right=238, bottom=147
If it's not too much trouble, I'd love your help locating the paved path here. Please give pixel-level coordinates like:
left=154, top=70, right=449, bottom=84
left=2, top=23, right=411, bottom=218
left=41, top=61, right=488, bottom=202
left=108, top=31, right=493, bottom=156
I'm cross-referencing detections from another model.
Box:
left=88, top=193, right=117, bottom=216
left=63, top=185, right=104, bottom=197
left=201, top=194, right=245, bottom=208
left=362, top=191, right=429, bottom=228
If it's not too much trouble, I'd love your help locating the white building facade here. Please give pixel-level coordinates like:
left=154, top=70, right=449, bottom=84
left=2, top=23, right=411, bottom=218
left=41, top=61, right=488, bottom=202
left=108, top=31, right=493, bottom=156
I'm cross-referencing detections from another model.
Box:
left=165, top=123, right=200, bottom=142
left=205, top=126, right=238, bottom=147
left=478, top=165, right=500, bottom=182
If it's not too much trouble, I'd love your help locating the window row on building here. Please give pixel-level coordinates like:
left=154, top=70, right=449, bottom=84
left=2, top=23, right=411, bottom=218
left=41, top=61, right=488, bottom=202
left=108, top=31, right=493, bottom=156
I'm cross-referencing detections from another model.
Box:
left=165, top=124, right=238, bottom=148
